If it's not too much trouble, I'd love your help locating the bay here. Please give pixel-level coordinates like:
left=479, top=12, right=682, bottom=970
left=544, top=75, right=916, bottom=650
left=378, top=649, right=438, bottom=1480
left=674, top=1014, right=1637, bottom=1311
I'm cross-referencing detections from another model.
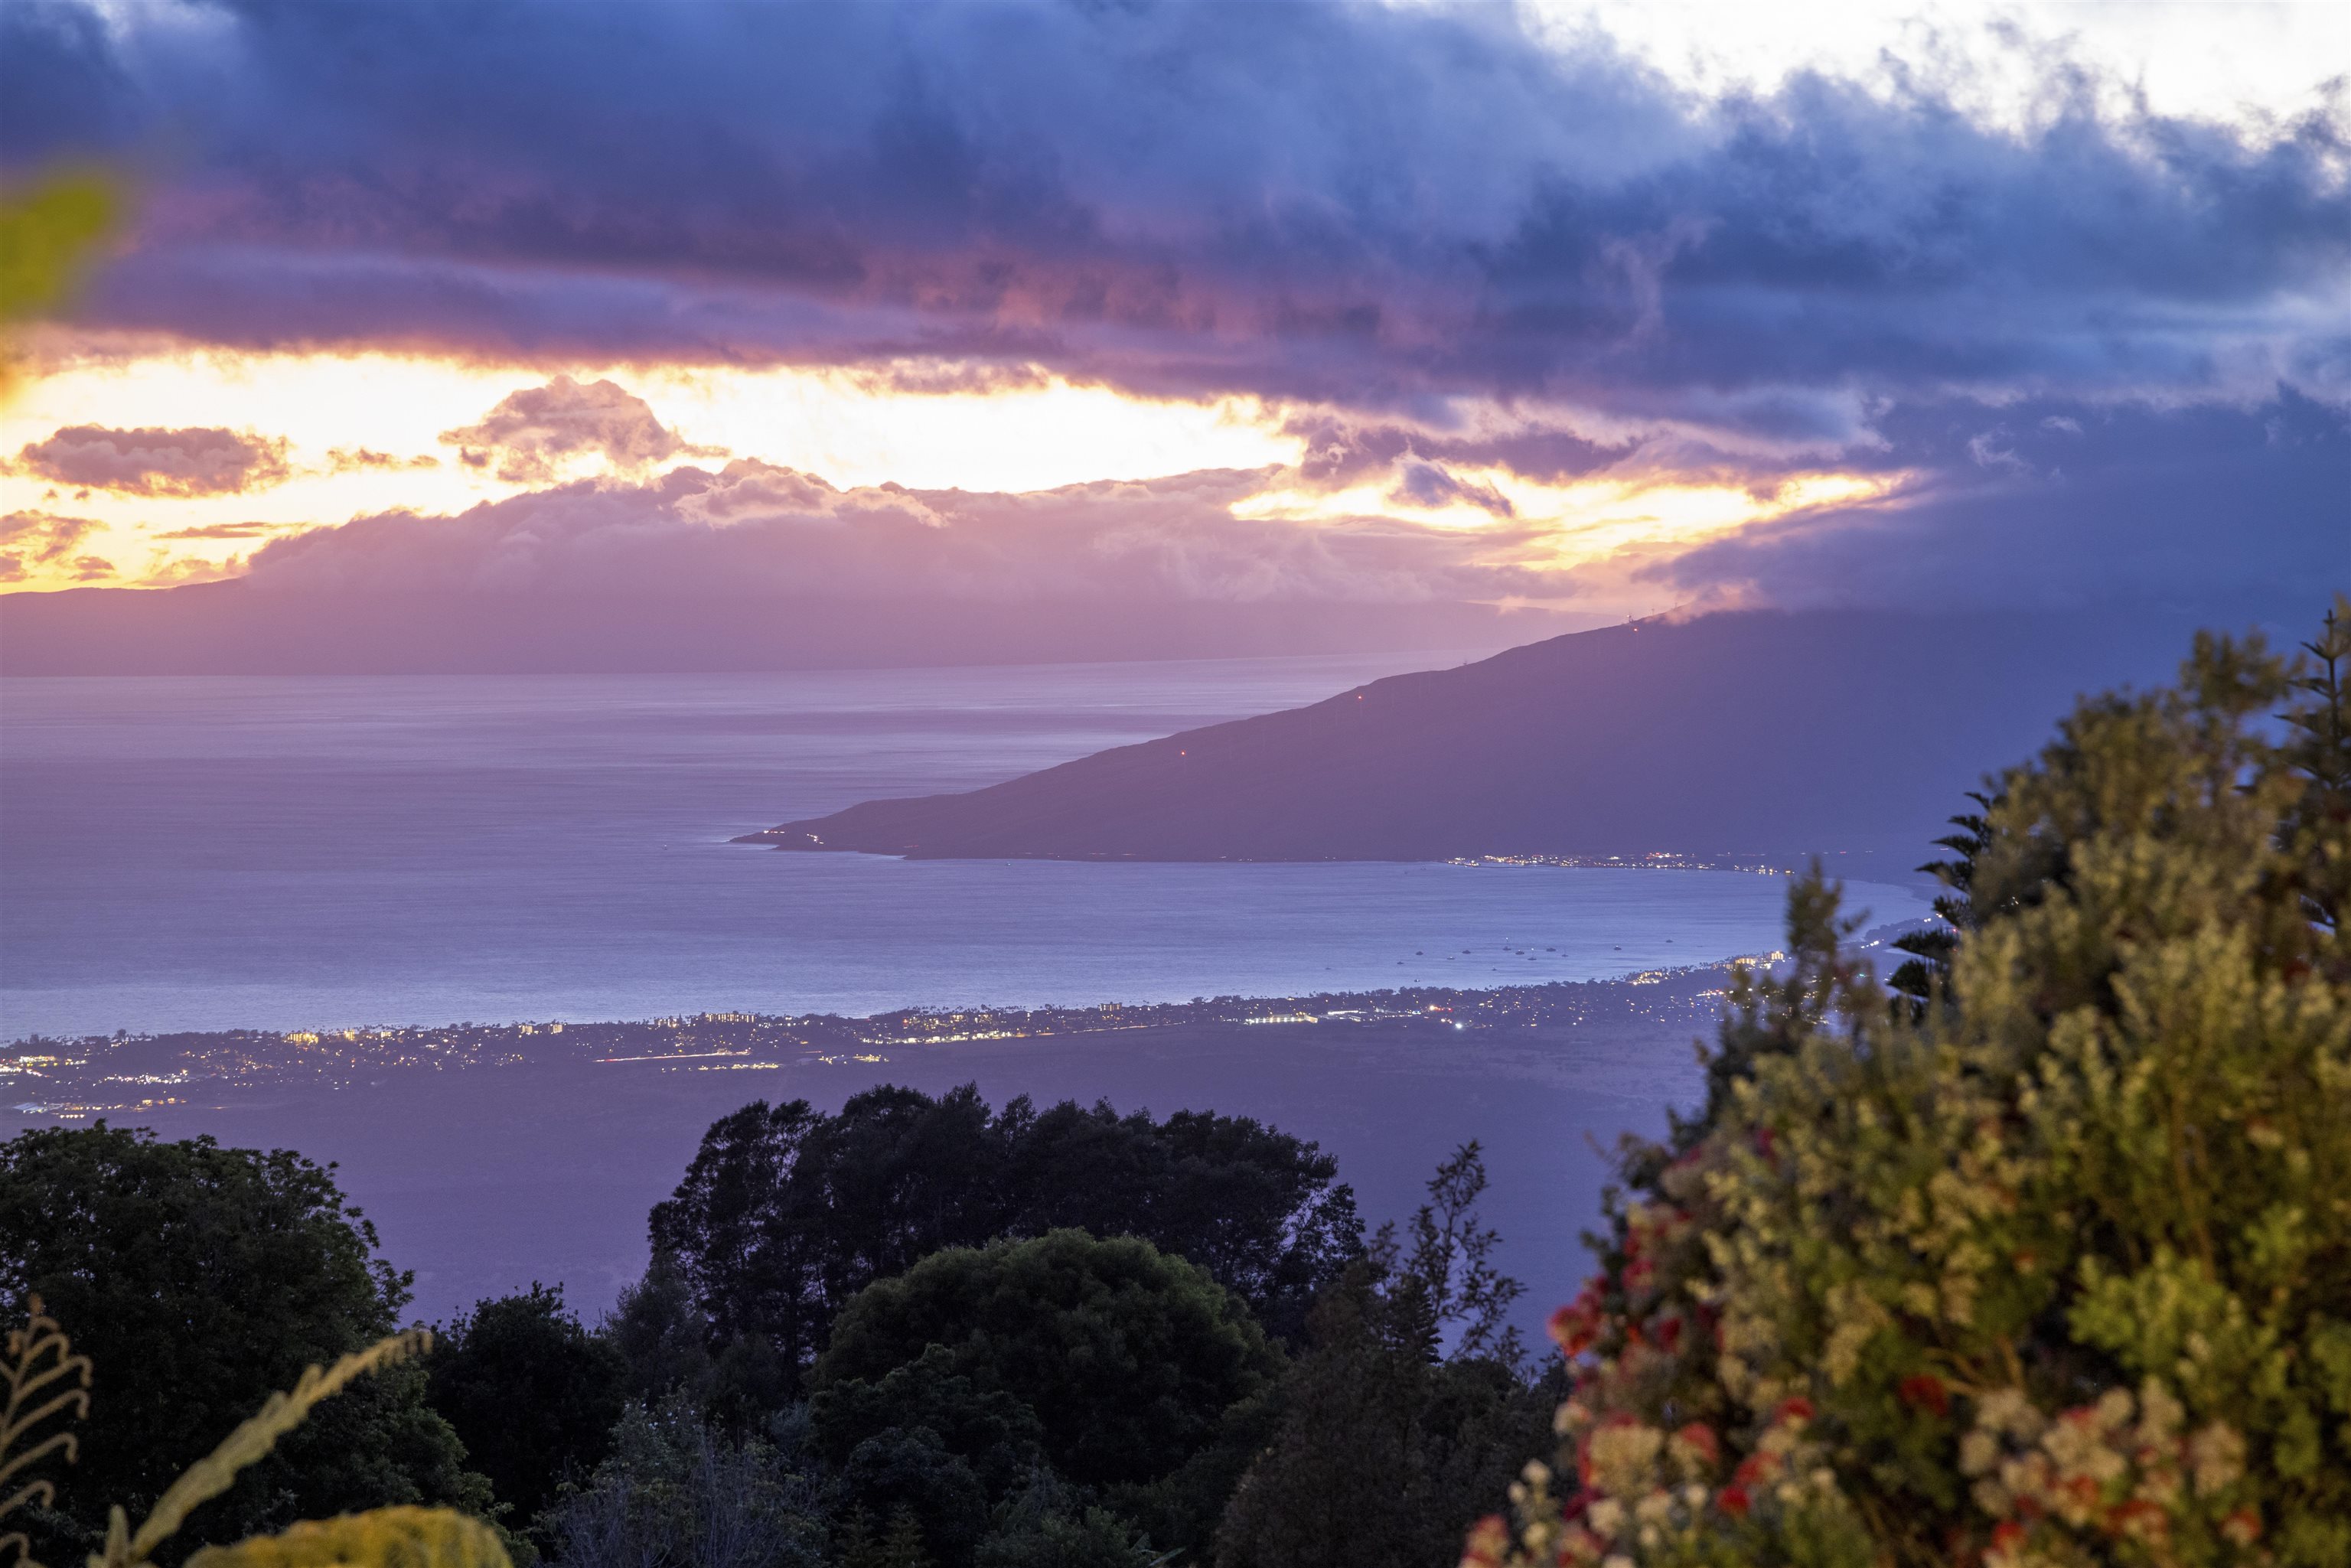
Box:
left=1, top=655, right=1925, bottom=1038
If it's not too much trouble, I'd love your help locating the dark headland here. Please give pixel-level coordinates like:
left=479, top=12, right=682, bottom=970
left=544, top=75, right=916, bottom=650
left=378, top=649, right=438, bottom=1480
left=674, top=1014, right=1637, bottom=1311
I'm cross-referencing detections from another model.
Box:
left=739, top=607, right=2227, bottom=865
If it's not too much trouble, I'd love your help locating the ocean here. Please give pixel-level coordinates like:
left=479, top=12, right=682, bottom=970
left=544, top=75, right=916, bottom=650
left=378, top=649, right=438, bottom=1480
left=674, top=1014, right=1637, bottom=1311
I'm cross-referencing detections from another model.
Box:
left=0, top=656, right=1927, bottom=1040
left=2, top=654, right=1932, bottom=1322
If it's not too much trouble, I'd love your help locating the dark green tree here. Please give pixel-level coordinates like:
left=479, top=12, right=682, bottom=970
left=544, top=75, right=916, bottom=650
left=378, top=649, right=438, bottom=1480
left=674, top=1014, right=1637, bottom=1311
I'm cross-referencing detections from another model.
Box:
left=536, top=1398, right=827, bottom=1568
left=646, top=1084, right=1357, bottom=1376
left=0, top=1126, right=488, bottom=1563
left=1885, top=790, right=1995, bottom=1010
left=1215, top=1145, right=1557, bottom=1568
left=837, top=1505, right=935, bottom=1568
left=810, top=1230, right=1281, bottom=1566
left=974, top=1473, right=1157, bottom=1568
left=426, top=1283, right=627, bottom=1532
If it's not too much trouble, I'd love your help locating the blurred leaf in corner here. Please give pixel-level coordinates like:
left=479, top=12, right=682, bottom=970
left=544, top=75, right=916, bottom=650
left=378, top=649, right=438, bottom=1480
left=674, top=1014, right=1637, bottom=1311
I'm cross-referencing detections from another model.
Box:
left=0, top=169, right=125, bottom=403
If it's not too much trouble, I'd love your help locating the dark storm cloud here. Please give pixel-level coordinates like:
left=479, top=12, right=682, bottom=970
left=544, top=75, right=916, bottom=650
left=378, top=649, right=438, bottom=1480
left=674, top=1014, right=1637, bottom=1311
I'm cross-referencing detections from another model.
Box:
left=10, top=425, right=293, bottom=496
left=1636, top=391, right=2351, bottom=611
left=1389, top=461, right=1515, bottom=518
left=8, top=0, right=2343, bottom=420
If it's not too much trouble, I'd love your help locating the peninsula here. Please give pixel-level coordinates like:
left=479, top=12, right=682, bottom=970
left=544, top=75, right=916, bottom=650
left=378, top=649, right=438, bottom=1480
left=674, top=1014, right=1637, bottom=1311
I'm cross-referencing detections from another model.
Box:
left=736, top=607, right=2203, bottom=865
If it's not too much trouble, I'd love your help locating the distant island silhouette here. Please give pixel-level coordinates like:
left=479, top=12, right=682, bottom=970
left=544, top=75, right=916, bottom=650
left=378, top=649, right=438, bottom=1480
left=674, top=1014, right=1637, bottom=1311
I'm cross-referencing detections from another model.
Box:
left=738, top=607, right=2219, bottom=866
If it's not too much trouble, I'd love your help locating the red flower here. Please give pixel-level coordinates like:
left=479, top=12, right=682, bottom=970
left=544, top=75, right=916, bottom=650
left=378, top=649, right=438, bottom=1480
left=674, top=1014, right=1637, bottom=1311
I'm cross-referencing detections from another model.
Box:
left=1547, top=1282, right=1606, bottom=1358
left=1898, top=1374, right=1951, bottom=1417
left=1717, top=1484, right=1751, bottom=1517
left=1772, top=1395, right=1816, bottom=1426
left=1655, top=1315, right=1684, bottom=1352
left=1672, top=1422, right=1720, bottom=1467
left=2102, top=1498, right=2168, bottom=1541
left=1988, top=1521, right=2028, bottom=1558
left=1732, top=1452, right=1778, bottom=1488
left=1459, top=1514, right=1511, bottom=1568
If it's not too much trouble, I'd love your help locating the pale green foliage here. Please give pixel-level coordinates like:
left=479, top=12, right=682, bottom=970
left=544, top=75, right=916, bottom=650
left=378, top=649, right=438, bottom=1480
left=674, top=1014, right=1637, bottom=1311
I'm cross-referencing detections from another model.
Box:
left=180, top=1509, right=510, bottom=1568
left=1479, top=600, right=2351, bottom=1568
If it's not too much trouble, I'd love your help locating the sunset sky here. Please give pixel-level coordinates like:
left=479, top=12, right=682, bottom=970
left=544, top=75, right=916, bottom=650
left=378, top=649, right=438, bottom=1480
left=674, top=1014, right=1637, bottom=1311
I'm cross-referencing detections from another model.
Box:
left=2, top=0, right=2343, bottom=637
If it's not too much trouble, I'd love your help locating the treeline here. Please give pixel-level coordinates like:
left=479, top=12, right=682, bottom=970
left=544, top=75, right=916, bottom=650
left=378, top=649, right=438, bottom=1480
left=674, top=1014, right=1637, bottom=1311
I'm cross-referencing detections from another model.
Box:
left=1, top=1085, right=1554, bottom=1568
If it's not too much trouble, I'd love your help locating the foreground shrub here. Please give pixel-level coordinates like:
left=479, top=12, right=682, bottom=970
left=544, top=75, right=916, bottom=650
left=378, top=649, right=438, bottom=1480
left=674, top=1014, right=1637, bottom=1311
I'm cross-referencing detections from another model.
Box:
left=1480, top=603, right=2351, bottom=1566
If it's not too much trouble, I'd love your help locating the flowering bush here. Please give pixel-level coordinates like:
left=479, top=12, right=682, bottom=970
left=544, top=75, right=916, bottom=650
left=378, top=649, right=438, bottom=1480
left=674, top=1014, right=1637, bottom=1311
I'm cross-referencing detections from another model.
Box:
left=1473, top=601, right=2351, bottom=1568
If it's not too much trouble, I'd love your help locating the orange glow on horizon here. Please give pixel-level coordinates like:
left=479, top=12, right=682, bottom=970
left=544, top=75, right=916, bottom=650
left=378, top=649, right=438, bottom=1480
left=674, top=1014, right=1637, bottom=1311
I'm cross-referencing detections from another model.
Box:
left=1, top=343, right=1903, bottom=599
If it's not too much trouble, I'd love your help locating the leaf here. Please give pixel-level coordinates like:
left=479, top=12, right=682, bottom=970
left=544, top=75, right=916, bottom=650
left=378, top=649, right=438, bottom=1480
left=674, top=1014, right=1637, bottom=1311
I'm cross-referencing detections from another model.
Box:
left=97, top=1332, right=434, bottom=1568
left=181, top=1508, right=510, bottom=1568
left=3, top=1295, right=93, bottom=1568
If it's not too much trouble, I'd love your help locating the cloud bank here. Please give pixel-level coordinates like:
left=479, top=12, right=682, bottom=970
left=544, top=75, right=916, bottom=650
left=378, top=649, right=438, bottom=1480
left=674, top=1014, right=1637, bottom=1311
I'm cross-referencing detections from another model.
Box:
left=10, top=2, right=2342, bottom=413
left=2, top=0, right=2342, bottom=621
left=239, top=461, right=1547, bottom=608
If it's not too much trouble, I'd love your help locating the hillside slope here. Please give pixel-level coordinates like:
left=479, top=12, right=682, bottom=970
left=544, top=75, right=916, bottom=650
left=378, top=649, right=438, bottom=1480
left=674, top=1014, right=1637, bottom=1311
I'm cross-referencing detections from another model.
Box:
left=742, top=608, right=2220, bottom=864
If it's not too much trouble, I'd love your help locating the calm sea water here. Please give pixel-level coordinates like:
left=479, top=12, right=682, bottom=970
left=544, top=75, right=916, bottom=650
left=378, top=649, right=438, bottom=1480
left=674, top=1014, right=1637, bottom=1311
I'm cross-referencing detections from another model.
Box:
left=1, top=657, right=1927, bottom=1039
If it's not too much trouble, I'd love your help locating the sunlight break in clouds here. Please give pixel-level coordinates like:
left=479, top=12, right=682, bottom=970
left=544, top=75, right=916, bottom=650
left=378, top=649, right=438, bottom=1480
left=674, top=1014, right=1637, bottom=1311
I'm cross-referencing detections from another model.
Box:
left=0, top=349, right=1303, bottom=588
left=1, top=0, right=2340, bottom=624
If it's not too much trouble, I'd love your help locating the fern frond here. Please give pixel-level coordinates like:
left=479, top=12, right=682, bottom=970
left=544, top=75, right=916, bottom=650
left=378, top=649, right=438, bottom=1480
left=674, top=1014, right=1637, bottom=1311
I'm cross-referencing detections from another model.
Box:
left=181, top=1508, right=510, bottom=1568
left=2, top=1296, right=93, bottom=1567
left=99, top=1331, right=432, bottom=1568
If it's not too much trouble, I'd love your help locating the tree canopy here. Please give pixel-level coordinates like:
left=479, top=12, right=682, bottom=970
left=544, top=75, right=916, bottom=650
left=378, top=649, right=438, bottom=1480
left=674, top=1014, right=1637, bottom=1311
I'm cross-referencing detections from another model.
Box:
left=647, top=1083, right=1360, bottom=1371
left=1216, top=1143, right=1559, bottom=1568
left=1477, top=601, right=2351, bottom=1566
left=0, top=1126, right=487, bottom=1563
left=426, top=1283, right=628, bottom=1531
left=810, top=1228, right=1282, bottom=1565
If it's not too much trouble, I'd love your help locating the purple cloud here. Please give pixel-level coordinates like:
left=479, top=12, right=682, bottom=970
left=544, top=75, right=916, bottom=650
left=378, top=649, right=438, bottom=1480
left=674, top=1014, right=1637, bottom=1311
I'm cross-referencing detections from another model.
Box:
left=11, top=424, right=293, bottom=497
left=5, top=0, right=2342, bottom=618
left=325, top=447, right=439, bottom=474
left=0, top=510, right=113, bottom=581
left=8, top=3, right=2340, bottom=417
left=439, top=375, right=722, bottom=483
left=235, top=461, right=1551, bottom=608
left=151, top=520, right=288, bottom=540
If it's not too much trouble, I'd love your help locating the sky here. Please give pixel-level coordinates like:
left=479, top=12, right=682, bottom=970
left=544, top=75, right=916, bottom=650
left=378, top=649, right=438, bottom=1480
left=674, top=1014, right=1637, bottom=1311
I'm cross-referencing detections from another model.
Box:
left=0, top=0, right=2343, bottom=644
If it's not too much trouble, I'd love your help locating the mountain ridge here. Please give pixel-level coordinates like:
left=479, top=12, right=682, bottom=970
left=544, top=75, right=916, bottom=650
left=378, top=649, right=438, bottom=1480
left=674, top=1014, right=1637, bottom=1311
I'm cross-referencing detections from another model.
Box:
left=739, top=607, right=2232, bottom=865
